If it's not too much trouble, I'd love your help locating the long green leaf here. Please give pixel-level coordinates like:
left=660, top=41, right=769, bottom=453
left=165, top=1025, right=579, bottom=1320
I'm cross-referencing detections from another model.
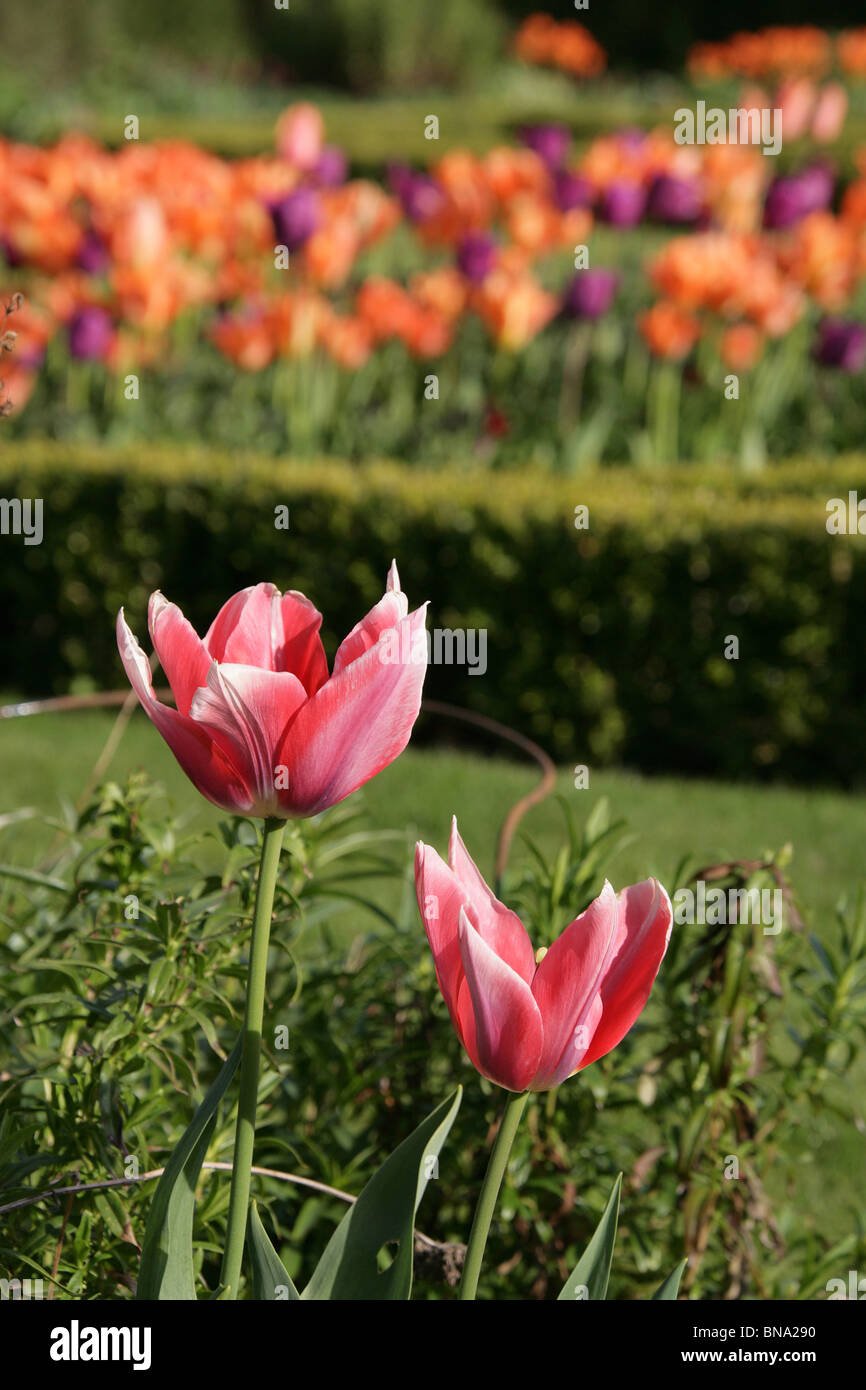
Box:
left=248, top=1200, right=300, bottom=1300
left=652, top=1258, right=688, bottom=1300
left=0, top=863, right=69, bottom=892
left=137, top=1037, right=241, bottom=1300
left=302, top=1087, right=462, bottom=1301
left=558, top=1172, right=622, bottom=1301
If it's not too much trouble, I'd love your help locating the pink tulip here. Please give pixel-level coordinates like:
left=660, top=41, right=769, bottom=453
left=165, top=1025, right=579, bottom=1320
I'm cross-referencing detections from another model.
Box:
left=776, top=78, right=817, bottom=143
left=117, top=562, right=427, bottom=819
left=275, top=102, right=325, bottom=172
left=415, top=820, right=672, bottom=1092
left=811, top=82, right=848, bottom=145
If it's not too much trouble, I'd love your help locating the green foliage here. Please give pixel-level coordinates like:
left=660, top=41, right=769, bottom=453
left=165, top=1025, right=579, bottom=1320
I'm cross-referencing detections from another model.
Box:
left=558, top=1172, right=621, bottom=1301
left=299, top=1087, right=461, bottom=1300
left=1, top=443, right=864, bottom=783
left=1, top=772, right=864, bottom=1299
left=250, top=0, right=504, bottom=95
left=137, top=1037, right=240, bottom=1300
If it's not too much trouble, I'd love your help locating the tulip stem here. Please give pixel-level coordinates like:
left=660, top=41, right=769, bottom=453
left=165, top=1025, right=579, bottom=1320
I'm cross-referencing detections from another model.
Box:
left=459, top=1089, right=529, bottom=1300
left=220, top=816, right=286, bottom=1299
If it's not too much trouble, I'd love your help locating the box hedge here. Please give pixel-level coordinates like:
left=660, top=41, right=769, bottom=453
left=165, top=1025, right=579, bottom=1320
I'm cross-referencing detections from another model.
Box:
left=1, top=441, right=864, bottom=785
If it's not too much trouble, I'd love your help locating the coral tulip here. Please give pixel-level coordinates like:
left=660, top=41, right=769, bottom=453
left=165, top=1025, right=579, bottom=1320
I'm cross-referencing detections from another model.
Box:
left=415, top=820, right=672, bottom=1092
left=639, top=301, right=701, bottom=361
left=117, top=563, right=427, bottom=819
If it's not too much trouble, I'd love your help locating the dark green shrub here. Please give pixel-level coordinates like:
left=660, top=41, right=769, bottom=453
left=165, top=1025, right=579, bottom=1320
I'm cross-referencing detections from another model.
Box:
left=1, top=442, right=864, bottom=783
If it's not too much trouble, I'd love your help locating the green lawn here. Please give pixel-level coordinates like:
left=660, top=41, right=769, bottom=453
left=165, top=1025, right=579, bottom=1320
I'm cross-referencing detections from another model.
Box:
left=1, top=707, right=863, bottom=933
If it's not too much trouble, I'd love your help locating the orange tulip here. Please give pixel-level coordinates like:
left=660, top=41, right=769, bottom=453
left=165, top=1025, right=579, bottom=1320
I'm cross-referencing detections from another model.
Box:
left=473, top=269, right=557, bottom=350
left=639, top=301, right=701, bottom=360
left=720, top=322, right=764, bottom=371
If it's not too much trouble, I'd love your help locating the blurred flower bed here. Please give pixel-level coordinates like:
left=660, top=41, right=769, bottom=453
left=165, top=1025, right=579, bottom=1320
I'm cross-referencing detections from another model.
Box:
left=4, top=23, right=866, bottom=464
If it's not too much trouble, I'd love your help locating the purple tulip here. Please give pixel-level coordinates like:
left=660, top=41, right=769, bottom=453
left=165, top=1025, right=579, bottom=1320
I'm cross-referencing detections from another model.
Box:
left=269, top=188, right=321, bottom=251
left=309, top=145, right=348, bottom=188
left=616, top=128, right=647, bottom=152
left=76, top=230, right=110, bottom=275
left=386, top=162, right=413, bottom=197
left=599, top=180, right=647, bottom=228
left=457, top=231, right=497, bottom=283
left=813, top=318, right=866, bottom=372
left=387, top=163, right=444, bottom=223
left=797, top=163, right=835, bottom=212
left=563, top=268, right=618, bottom=321
left=764, top=164, right=835, bottom=230
left=553, top=169, right=595, bottom=212
left=1, top=237, right=23, bottom=268
left=67, top=306, right=114, bottom=362
left=647, top=174, right=702, bottom=225
left=519, top=123, right=571, bottom=169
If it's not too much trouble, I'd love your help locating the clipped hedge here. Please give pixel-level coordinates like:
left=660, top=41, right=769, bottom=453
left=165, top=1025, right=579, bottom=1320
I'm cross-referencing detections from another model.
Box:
left=1, top=441, right=865, bottom=784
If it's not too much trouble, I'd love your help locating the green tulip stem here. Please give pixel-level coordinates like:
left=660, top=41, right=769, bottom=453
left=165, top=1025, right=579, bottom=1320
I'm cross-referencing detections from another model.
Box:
left=220, top=816, right=286, bottom=1299
left=459, top=1088, right=529, bottom=1300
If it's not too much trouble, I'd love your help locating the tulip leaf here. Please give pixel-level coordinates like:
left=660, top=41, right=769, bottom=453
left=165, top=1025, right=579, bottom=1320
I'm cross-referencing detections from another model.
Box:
left=652, top=1258, right=688, bottom=1301
left=558, top=1172, right=622, bottom=1301
left=249, top=1200, right=300, bottom=1300
left=137, top=1036, right=241, bottom=1300
left=301, top=1086, right=462, bottom=1301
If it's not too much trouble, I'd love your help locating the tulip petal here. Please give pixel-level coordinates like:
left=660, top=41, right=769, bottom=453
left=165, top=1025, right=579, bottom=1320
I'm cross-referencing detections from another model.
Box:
left=332, top=564, right=409, bottom=676
left=576, top=879, right=673, bottom=1072
left=204, top=584, right=329, bottom=691
left=448, top=818, right=536, bottom=984
left=458, top=908, right=543, bottom=1092
left=277, top=603, right=427, bottom=816
left=202, top=583, right=279, bottom=668
left=189, top=662, right=308, bottom=813
left=117, top=609, right=254, bottom=814
left=276, top=590, right=329, bottom=693
left=414, top=842, right=467, bottom=1045
left=530, top=881, right=621, bottom=1089
left=147, top=591, right=211, bottom=717
left=203, top=585, right=261, bottom=662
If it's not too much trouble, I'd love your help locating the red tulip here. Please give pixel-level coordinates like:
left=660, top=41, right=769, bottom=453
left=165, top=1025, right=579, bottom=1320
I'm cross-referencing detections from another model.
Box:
left=415, top=819, right=672, bottom=1092
left=117, top=562, right=427, bottom=819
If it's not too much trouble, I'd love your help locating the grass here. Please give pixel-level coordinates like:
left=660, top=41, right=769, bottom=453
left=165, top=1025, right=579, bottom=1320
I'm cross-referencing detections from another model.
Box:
left=1, top=707, right=863, bottom=933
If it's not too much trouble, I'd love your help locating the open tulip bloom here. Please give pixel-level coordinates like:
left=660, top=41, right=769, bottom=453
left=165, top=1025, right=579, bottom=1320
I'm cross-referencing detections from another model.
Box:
left=118, top=563, right=427, bottom=1298
left=415, top=818, right=672, bottom=1297
left=116, top=560, right=427, bottom=820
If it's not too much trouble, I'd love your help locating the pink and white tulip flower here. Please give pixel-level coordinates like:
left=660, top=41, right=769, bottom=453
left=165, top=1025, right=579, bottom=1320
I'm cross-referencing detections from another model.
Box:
left=117, top=562, right=427, bottom=819
left=415, top=819, right=673, bottom=1092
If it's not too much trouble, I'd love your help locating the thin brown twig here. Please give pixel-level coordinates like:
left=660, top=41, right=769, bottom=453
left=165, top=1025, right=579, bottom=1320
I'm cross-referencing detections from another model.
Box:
left=421, top=698, right=557, bottom=887
left=0, top=1161, right=451, bottom=1254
